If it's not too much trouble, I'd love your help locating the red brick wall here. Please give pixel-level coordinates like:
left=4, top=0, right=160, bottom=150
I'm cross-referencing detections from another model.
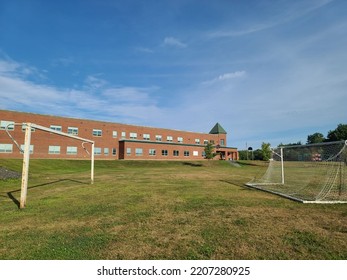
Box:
left=0, top=110, right=238, bottom=160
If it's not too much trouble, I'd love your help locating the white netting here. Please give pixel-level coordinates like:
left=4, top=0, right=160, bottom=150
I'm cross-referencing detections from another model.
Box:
left=247, top=141, right=347, bottom=203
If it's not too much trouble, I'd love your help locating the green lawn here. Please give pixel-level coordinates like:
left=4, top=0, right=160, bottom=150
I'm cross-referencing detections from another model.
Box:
left=0, top=159, right=347, bottom=259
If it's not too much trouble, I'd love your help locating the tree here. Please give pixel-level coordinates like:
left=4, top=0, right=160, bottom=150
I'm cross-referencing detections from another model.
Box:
left=307, top=132, right=325, bottom=144
left=261, top=142, right=272, bottom=161
left=326, top=124, right=347, bottom=142
left=204, top=142, right=216, bottom=160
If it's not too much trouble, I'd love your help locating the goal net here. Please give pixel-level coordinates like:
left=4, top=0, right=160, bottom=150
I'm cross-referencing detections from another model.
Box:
left=246, top=140, right=347, bottom=203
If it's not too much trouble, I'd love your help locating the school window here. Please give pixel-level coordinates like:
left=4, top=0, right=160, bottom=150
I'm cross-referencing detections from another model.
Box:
left=94, top=147, right=102, bottom=155
left=22, top=124, right=35, bottom=132
left=143, top=134, right=150, bottom=140
left=112, top=131, right=118, bottom=138
left=156, top=135, right=162, bottom=142
left=0, top=144, right=13, bottom=153
left=210, top=140, right=215, bottom=144
left=195, top=139, right=200, bottom=144
left=167, top=136, right=173, bottom=142
left=184, top=151, right=190, bottom=157
left=177, top=137, right=183, bottom=143
left=149, top=149, right=156, bottom=156
left=162, top=150, right=168, bottom=156
left=130, top=132, right=137, bottom=139
left=204, top=140, right=209, bottom=145
left=126, top=148, right=131, bottom=155
left=220, top=139, right=225, bottom=146
left=20, top=144, right=34, bottom=154
left=202, top=151, right=206, bottom=157
left=0, top=120, right=14, bottom=131
left=112, top=148, right=117, bottom=156
left=135, top=148, right=143, bottom=156
left=66, top=146, right=77, bottom=155
left=50, top=125, right=62, bottom=131
left=173, top=150, right=179, bottom=156
left=68, top=127, right=78, bottom=135
left=93, top=129, right=102, bottom=137
left=104, top=148, right=109, bottom=156
left=121, top=132, right=126, bottom=139
left=48, top=146, right=60, bottom=154
left=193, top=151, right=199, bottom=156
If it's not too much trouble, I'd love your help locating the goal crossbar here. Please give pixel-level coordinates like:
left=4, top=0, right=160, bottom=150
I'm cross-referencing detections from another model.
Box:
left=9, top=122, right=95, bottom=209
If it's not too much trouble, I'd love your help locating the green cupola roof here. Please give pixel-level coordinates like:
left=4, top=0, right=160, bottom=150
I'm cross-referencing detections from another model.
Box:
left=209, top=123, right=227, bottom=134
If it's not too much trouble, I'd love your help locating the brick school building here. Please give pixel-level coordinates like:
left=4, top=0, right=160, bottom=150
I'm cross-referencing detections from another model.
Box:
left=0, top=110, right=238, bottom=161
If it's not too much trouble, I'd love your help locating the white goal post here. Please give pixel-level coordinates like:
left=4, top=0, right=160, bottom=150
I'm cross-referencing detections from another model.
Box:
left=8, top=122, right=95, bottom=209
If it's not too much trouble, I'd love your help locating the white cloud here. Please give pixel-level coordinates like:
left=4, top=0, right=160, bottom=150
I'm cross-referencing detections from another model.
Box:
left=207, top=0, right=334, bottom=39
left=162, top=37, right=187, bottom=48
left=0, top=58, right=164, bottom=124
left=135, top=47, right=154, bottom=53
left=202, top=71, right=246, bottom=85
left=84, top=75, right=108, bottom=90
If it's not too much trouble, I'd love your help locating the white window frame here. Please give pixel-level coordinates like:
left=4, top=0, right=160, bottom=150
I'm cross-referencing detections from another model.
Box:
left=50, top=125, right=62, bottom=132
left=94, top=147, right=102, bottom=155
left=20, top=144, right=34, bottom=154
left=135, top=148, right=143, bottom=156
left=66, top=146, right=78, bottom=155
left=93, top=129, right=102, bottom=137
left=48, top=145, right=61, bottom=154
left=143, top=133, right=150, bottom=140
left=67, top=126, right=78, bottom=135
left=130, top=132, right=137, bottom=139
left=0, top=143, right=13, bottom=153
left=0, top=120, right=14, bottom=131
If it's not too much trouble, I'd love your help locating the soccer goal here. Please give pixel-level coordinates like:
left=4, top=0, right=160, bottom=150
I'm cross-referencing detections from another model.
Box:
left=246, top=140, right=347, bottom=203
left=5, top=122, right=95, bottom=209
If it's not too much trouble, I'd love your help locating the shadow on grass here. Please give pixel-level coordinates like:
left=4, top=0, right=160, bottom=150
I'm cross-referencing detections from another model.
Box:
left=182, top=162, right=203, bottom=167
left=6, top=179, right=88, bottom=209
left=220, top=179, right=253, bottom=189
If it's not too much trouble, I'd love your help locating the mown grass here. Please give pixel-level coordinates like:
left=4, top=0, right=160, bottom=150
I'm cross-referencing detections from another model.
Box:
left=0, top=159, right=347, bottom=260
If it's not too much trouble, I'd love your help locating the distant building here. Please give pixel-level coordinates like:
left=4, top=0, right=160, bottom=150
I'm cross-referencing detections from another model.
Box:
left=0, top=110, right=238, bottom=160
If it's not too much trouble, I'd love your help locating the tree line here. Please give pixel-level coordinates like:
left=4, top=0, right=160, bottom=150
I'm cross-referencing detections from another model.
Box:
left=239, top=123, right=347, bottom=161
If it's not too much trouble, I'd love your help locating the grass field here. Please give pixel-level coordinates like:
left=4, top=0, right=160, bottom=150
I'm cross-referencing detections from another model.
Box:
left=1, top=159, right=347, bottom=260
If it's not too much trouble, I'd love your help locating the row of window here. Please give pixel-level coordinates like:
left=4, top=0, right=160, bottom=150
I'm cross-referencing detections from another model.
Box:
left=0, top=144, right=117, bottom=156
left=126, top=148, right=202, bottom=157
left=1, top=120, right=223, bottom=146
left=0, top=144, right=205, bottom=157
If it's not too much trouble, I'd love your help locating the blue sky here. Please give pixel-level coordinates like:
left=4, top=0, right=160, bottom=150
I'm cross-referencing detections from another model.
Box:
left=0, top=0, right=346, bottom=149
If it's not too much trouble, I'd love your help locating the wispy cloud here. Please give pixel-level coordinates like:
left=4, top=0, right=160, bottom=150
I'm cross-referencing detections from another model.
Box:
left=162, top=37, right=187, bottom=48
left=0, top=57, right=164, bottom=124
left=202, top=71, right=246, bottom=85
left=84, top=74, right=108, bottom=91
left=207, top=0, right=334, bottom=38
left=134, top=47, right=154, bottom=53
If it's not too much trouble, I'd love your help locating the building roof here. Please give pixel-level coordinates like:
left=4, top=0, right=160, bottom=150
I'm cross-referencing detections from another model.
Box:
left=209, top=123, right=227, bottom=134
